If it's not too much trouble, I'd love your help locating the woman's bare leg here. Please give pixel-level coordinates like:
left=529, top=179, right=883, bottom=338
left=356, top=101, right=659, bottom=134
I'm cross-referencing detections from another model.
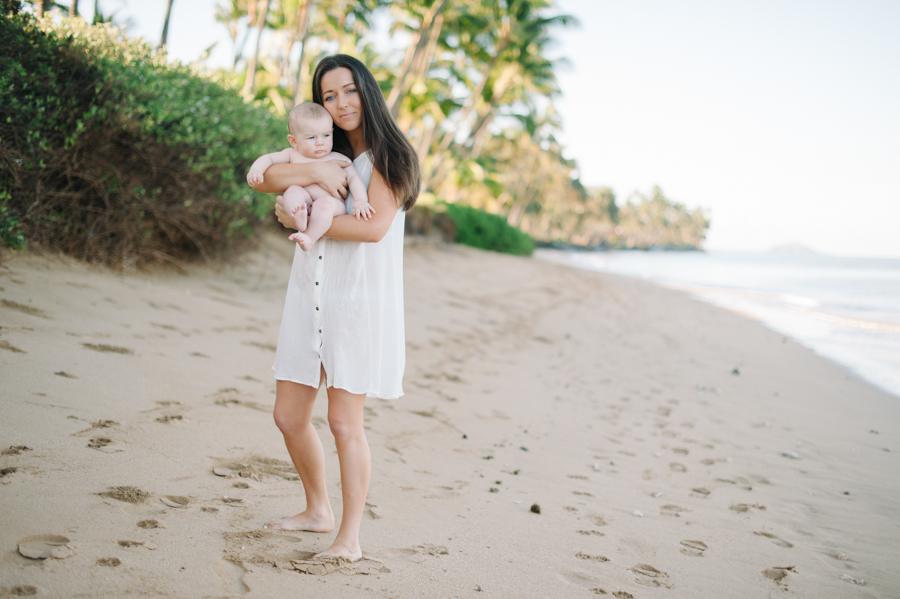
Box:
left=265, top=377, right=335, bottom=532
left=315, top=387, right=369, bottom=561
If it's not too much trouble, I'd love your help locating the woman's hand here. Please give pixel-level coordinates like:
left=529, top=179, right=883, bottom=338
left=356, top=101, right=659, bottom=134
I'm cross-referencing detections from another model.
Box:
left=274, top=194, right=297, bottom=230
left=314, top=160, right=352, bottom=200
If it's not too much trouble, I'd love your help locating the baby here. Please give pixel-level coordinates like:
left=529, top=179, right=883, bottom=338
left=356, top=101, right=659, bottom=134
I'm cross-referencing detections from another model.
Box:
left=246, top=102, right=373, bottom=250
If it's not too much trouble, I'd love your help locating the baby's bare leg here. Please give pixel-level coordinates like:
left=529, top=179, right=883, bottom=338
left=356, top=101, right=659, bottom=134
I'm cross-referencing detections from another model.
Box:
left=284, top=185, right=311, bottom=232
left=288, top=197, right=347, bottom=252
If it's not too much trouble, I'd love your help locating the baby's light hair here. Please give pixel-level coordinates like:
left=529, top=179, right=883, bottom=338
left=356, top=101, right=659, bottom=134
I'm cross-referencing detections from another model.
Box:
left=288, top=102, right=332, bottom=136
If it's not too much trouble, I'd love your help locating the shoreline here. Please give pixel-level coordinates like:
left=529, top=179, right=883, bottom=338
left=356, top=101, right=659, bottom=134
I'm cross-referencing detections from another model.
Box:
left=536, top=247, right=900, bottom=400
left=2, top=237, right=898, bottom=597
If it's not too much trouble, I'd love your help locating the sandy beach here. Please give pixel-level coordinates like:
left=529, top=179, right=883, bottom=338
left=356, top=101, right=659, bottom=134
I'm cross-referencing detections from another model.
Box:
left=1, top=234, right=898, bottom=598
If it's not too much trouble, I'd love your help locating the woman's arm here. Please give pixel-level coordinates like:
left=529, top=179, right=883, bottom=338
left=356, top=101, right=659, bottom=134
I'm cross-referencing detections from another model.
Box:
left=252, top=159, right=352, bottom=197
left=324, top=169, right=399, bottom=243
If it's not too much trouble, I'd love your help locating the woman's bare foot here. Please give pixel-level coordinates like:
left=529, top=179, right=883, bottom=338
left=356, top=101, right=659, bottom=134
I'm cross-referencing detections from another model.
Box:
left=314, top=540, right=362, bottom=562
left=288, top=232, right=315, bottom=251
left=264, top=509, right=334, bottom=532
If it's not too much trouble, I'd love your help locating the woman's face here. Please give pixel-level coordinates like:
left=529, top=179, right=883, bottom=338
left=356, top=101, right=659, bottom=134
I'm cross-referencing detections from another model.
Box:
left=320, top=67, right=362, bottom=133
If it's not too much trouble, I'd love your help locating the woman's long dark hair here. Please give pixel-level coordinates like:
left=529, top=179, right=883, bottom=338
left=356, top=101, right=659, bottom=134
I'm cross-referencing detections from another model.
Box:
left=312, top=54, right=420, bottom=211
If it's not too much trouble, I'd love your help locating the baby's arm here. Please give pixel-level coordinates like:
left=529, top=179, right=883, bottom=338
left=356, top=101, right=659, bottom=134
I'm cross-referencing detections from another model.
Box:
left=344, top=164, right=375, bottom=221
left=247, top=149, right=295, bottom=186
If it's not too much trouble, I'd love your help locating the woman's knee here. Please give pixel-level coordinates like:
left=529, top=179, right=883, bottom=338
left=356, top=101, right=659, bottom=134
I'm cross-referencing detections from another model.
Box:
left=327, top=412, right=363, bottom=443
left=273, top=384, right=315, bottom=435
left=273, top=403, right=304, bottom=435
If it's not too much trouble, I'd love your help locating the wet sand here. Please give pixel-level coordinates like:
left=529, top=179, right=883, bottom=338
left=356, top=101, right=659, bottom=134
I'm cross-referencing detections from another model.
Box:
left=1, top=234, right=898, bottom=598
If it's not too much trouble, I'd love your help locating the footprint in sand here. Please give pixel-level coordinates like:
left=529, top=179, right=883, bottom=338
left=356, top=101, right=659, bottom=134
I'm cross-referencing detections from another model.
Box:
left=4, top=585, right=38, bottom=596
left=680, top=540, right=708, bottom=557
left=99, top=486, right=151, bottom=504
left=223, top=530, right=304, bottom=569
left=88, top=438, right=112, bottom=449
left=291, top=555, right=386, bottom=576
left=660, top=504, right=687, bottom=518
left=17, top=535, right=74, bottom=560
left=159, top=495, right=190, bottom=509
left=2, top=446, right=32, bottom=456
left=763, top=566, right=795, bottom=585
left=118, top=540, right=157, bottom=550
left=730, top=503, right=766, bottom=513
left=0, top=340, right=26, bottom=353
left=669, top=462, right=687, bottom=472
left=211, top=388, right=269, bottom=412
left=0, top=299, right=49, bottom=318
left=96, top=557, right=121, bottom=567
left=82, top=343, right=133, bottom=355
left=612, top=592, right=634, bottom=599
left=575, top=552, right=609, bottom=562
left=212, top=457, right=298, bottom=482
left=212, top=559, right=250, bottom=594
left=155, top=414, right=183, bottom=423
left=558, top=570, right=608, bottom=594
left=754, top=531, right=793, bottom=548
left=630, top=563, right=672, bottom=588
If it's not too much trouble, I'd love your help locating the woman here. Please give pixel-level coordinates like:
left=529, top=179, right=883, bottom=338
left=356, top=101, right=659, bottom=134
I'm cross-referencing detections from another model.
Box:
left=251, top=54, right=420, bottom=562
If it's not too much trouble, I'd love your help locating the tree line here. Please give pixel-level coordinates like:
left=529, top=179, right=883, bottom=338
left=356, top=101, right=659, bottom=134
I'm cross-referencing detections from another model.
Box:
left=20, top=0, right=709, bottom=250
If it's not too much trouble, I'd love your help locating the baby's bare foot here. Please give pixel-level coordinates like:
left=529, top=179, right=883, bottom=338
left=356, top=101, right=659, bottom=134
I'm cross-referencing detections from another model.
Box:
left=288, top=232, right=314, bottom=251
left=264, top=510, right=334, bottom=532
left=314, top=541, right=362, bottom=562
left=291, top=204, right=308, bottom=231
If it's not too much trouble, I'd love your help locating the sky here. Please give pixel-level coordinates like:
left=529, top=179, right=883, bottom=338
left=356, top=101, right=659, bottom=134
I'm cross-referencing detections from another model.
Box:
left=62, top=0, right=900, bottom=258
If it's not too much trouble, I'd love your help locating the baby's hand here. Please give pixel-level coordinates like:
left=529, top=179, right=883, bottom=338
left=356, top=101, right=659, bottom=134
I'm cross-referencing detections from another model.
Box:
left=353, top=200, right=376, bottom=221
left=247, top=168, right=265, bottom=186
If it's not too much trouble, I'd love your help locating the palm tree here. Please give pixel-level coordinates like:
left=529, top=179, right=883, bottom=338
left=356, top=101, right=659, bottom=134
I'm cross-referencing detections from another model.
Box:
left=159, top=0, right=175, bottom=48
left=385, top=0, right=449, bottom=117
left=240, top=0, right=270, bottom=99
left=288, top=0, right=313, bottom=106
left=35, top=0, right=52, bottom=17
left=424, top=0, right=577, bottom=192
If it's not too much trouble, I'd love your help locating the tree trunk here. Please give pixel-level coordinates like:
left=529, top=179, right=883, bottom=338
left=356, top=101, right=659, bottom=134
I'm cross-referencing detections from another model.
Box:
left=385, top=0, right=448, bottom=117
left=241, top=0, right=270, bottom=99
left=159, top=0, right=175, bottom=48
left=70, top=0, right=78, bottom=17
left=36, top=0, right=51, bottom=17
left=291, top=0, right=313, bottom=105
left=275, top=0, right=305, bottom=92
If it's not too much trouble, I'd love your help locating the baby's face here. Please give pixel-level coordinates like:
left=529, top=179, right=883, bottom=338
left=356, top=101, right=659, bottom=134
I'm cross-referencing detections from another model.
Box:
left=288, top=116, right=334, bottom=159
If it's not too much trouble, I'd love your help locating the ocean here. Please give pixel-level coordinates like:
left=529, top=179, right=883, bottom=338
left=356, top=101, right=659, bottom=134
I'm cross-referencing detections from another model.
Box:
left=535, top=248, right=900, bottom=398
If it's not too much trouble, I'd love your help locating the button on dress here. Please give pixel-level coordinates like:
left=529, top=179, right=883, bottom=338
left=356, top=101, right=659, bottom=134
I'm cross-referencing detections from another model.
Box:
left=273, top=151, right=406, bottom=399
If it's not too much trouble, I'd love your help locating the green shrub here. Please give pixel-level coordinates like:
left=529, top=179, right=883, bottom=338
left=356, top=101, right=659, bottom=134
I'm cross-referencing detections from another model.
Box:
left=441, top=202, right=534, bottom=256
left=0, top=10, right=284, bottom=266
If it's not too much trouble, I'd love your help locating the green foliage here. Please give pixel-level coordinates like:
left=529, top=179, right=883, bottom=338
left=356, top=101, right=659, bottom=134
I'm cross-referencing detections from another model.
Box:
left=441, top=202, right=534, bottom=257
left=0, top=189, right=25, bottom=250
left=614, top=187, right=709, bottom=250
left=0, top=13, right=284, bottom=265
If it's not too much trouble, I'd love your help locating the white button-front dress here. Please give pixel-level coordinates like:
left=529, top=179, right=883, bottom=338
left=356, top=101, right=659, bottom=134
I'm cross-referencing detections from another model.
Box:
left=273, top=151, right=406, bottom=399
